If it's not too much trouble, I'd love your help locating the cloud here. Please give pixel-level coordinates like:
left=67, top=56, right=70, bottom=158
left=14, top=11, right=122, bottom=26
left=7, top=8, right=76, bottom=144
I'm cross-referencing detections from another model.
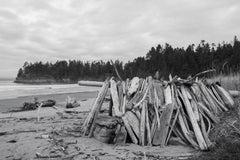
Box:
left=0, top=0, right=239, bottom=78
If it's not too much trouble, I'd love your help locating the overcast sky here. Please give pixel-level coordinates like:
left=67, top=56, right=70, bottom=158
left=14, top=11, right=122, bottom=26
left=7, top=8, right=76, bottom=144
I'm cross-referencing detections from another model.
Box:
left=0, top=0, right=239, bottom=78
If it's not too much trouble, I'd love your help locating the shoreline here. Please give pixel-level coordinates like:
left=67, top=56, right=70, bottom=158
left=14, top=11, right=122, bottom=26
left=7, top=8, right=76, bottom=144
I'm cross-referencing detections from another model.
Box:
left=0, top=91, right=98, bottom=113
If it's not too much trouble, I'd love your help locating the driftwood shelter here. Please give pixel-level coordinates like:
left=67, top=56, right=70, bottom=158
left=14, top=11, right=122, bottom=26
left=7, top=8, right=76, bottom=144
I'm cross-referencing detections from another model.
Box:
left=82, top=75, right=234, bottom=150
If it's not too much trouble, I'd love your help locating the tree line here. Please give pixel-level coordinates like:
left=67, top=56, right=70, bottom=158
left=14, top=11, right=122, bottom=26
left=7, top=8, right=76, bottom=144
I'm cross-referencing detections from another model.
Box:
left=16, top=36, right=240, bottom=82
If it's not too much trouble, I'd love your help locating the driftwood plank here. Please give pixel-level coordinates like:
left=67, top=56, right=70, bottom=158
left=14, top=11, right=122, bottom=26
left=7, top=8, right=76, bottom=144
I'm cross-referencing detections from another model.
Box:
left=145, top=102, right=152, bottom=146
left=199, top=114, right=212, bottom=148
left=180, top=86, right=207, bottom=150
left=125, top=111, right=140, bottom=139
left=83, top=79, right=109, bottom=136
left=110, top=79, right=123, bottom=117
left=122, top=115, right=138, bottom=144
left=158, top=103, right=174, bottom=147
left=140, top=102, right=146, bottom=145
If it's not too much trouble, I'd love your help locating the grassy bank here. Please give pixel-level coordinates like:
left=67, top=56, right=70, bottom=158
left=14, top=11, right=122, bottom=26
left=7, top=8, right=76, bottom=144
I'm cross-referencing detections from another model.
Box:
left=207, top=73, right=240, bottom=91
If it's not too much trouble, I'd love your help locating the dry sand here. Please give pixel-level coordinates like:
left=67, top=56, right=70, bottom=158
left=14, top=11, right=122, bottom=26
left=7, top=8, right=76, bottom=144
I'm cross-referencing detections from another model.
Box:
left=0, top=93, right=196, bottom=160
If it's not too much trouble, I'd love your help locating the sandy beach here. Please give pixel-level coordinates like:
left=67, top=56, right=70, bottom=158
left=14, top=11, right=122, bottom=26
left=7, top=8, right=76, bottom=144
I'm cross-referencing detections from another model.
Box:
left=0, top=85, right=195, bottom=160
left=0, top=91, right=98, bottom=113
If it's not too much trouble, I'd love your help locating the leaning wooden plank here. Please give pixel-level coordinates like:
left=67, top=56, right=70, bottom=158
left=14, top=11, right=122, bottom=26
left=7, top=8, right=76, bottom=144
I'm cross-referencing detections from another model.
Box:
left=82, top=79, right=109, bottom=136
left=210, top=85, right=225, bottom=106
left=150, top=115, right=157, bottom=141
left=122, top=115, right=138, bottom=144
left=199, top=114, right=212, bottom=148
left=125, top=92, right=142, bottom=110
left=214, top=84, right=234, bottom=108
left=197, top=102, right=219, bottom=123
left=133, top=85, right=150, bottom=109
left=177, top=111, right=199, bottom=149
left=165, top=84, right=179, bottom=145
left=164, top=85, right=172, bottom=105
left=140, top=102, right=146, bottom=146
left=153, top=81, right=165, bottom=105
left=190, top=100, right=200, bottom=122
left=206, top=87, right=228, bottom=111
left=153, top=87, right=161, bottom=127
left=110, top=79, right=123, bottom=117
left=172, top=127, right=188, bottom=146
left=148, top=76, right=155, bottom=105
left=145, top=102, right=152, bottom=146
left=125, top=111, right=140, bottom=139
left=199, top=83, right=219, bottom=114
left=201, top=110, right=212, bottom=134
left=157, top=103, right=174, bottom=147
left=122, top=95, right=126, bottom=114
left=165, top=106, right=179, bottom=145
left=117, top=82, right=124, bottom=113
left=180, top=86, right=207, bottom=150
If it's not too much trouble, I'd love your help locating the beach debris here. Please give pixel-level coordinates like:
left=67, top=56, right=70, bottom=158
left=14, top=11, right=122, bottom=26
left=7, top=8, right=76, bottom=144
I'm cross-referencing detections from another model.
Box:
left=41, top=99, right=56, bottom=107
left=82, top=75, right=235, bottom=150
left=22, top=102, right=38, bottom=111
left=35, top=152, right=62, bottom=159
left=7, top=139, right=17, bottom=143
left=78, top=80, right=104, bottom=87
left=21, top=98, right=56, bottom=111
left=37, top=103, right=43, bottom=122
left=228, top=90, right=240, bottom=98
left=0, top=129, right=46, bottom=136
left=66, top=96, right=80, bottom=108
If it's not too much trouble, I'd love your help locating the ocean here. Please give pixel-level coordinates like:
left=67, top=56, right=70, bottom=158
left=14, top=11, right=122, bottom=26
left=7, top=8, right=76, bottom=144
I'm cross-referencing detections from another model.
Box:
left=0, top=79, right=100, bottom=100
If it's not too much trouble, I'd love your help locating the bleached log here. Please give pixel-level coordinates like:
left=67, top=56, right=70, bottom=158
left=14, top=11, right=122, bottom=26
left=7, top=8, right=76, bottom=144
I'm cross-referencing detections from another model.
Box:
left=110, top=79, right=123, bottom=117
left=82, top=79, right=109, bottom=136
left=78, top=80, right=103, bottom=87
left=164, top=85, right=172, bottom=105
left=229, top=90, right=240, bottom=98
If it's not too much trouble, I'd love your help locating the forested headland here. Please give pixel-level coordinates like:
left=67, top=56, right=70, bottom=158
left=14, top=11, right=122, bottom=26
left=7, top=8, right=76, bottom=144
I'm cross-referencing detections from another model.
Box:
left=15, top=36, right=240, bottom=83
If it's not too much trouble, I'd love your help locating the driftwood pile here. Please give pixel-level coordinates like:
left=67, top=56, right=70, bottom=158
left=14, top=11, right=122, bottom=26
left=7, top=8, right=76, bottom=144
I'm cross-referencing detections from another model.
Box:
left=82, top=76, right=235, bottom=150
